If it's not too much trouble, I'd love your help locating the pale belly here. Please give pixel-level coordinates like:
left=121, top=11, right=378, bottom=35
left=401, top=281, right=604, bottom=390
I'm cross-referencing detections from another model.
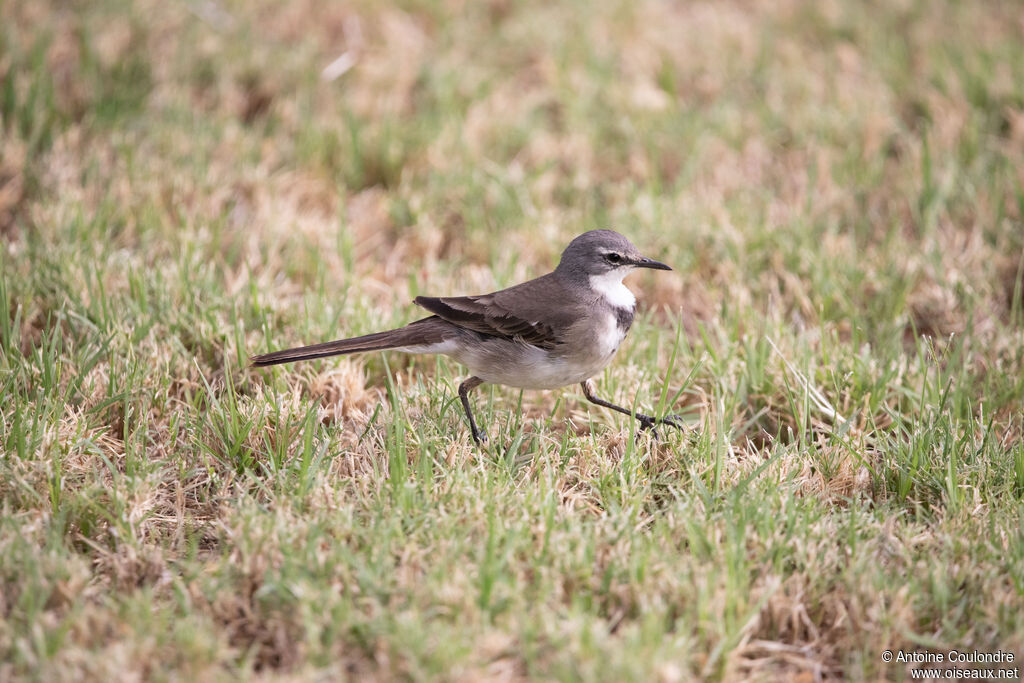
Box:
left=448, top=313, right=627, bottom=390
left=469, top=349, right=617, bottom=390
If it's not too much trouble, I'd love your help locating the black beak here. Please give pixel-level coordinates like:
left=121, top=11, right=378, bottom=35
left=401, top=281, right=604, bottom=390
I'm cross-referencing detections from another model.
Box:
left=634, top=256, right=672, bottom=271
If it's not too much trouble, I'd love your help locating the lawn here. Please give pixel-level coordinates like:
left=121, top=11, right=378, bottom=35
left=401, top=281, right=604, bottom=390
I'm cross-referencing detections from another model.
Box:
left=2, top=0, right=1023, bottom=679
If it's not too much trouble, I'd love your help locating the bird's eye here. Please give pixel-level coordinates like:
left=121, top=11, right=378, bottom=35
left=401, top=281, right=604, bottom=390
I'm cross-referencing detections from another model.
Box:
left=606, top=253, right=622, bottom=264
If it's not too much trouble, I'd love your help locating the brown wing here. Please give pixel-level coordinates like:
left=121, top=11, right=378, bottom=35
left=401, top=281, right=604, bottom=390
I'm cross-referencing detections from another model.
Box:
left=414, top=273, right=582, bottom=350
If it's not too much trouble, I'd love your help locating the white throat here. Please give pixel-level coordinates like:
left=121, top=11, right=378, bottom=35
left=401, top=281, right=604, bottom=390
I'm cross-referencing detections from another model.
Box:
left=589, top=269, right=636, bottom=309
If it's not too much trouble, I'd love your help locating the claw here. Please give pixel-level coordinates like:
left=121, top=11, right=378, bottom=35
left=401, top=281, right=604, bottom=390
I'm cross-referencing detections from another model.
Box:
left=659, top=414, right=686, bottom=430
left=634, top=413, right=685, bottom=442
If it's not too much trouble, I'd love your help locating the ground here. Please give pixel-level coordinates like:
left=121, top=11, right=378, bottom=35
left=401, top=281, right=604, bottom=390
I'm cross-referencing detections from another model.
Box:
left=2, top=0, right=1023, bottom=680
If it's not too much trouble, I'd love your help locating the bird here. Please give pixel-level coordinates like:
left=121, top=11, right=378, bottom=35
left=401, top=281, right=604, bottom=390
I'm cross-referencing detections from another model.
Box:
left=251, top=230, right=683, bottom=444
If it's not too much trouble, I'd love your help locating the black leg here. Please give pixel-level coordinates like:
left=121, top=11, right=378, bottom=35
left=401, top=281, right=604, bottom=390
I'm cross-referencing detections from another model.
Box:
left=459, top=376, right=487, bottom=445
left=580, top=380, right=684, bottom=440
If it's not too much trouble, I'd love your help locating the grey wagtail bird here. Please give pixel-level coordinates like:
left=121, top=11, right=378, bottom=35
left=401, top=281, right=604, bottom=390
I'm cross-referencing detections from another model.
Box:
left=251, top=230, right=683, bottom=444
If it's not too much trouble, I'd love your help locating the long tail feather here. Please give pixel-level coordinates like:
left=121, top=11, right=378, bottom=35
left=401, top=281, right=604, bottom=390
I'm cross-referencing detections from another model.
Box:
left=250, top=318, right=446, bottom=367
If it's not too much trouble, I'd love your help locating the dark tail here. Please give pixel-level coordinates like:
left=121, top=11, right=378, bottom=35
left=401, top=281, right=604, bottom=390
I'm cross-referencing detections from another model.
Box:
left=250, top=317, right=446, bottom=367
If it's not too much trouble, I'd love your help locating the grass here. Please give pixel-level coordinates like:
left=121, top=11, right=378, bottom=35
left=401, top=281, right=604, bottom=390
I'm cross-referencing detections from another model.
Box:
left=2, top=0, right=1024, bottom=679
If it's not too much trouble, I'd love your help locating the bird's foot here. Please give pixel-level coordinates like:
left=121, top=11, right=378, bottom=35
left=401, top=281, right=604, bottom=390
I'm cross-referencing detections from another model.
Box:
left=471, top=426, right=488, bottom=446
left=635, top=413, right=686, bottom=441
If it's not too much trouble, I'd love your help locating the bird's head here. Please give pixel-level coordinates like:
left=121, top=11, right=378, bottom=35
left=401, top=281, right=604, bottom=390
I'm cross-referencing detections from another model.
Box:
left=555, top=230, right=671, bottom=280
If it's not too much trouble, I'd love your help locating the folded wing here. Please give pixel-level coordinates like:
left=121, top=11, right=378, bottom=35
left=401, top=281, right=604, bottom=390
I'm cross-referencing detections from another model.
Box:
left=414, top=274, right=577, bottom=350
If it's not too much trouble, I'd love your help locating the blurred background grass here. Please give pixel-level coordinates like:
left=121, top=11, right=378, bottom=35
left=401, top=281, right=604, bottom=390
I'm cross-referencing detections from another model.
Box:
left=1, top=0, right=1023, bottom=679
